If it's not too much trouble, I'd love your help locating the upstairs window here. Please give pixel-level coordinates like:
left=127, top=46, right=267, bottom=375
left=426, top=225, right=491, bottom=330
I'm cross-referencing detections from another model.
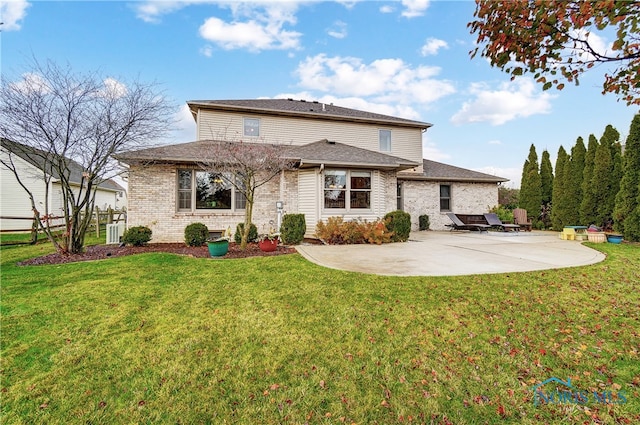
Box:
left=379, top=129, right=391, bottom=152
left=243, top=118, right=260, bottom=137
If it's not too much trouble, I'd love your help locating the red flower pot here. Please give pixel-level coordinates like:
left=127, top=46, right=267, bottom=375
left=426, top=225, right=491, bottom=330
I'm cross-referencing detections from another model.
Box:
left=258, top=239, right=278, bottom=252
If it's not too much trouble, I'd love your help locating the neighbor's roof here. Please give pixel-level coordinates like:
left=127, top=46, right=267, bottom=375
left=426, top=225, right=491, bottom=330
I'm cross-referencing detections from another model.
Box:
left=398, top=159, right=508, bottom=183
left=115, top=139, right=420, bottom=171
left=187, top=99, right=433, bottom=129
left=1, top=138, right=124, bottom=192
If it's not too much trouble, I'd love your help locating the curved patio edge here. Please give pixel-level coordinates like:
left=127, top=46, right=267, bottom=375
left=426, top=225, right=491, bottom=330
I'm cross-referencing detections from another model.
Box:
left=295, top=231, right=606, bottom=276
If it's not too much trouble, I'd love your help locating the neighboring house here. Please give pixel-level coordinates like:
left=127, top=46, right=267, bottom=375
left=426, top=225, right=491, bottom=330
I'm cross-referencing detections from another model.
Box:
left=1, top=138, right=126, bottom=232
left=116, top=99, right=507, bottom=242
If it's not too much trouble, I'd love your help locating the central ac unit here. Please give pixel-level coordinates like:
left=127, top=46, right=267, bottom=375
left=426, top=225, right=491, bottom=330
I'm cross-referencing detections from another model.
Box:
left=106, top=223, right=125, bottom=244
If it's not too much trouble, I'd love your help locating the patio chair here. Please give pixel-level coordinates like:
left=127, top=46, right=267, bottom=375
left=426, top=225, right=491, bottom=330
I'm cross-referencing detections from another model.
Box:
left=513, top=208, right=532, bottom=231
left=445, top=213, right=490, bottom=232
left=483, top=213, right=521, bottom=232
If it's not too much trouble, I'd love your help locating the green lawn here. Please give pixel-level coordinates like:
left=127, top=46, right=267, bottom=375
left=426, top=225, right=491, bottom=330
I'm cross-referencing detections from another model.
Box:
left=1, top=239, right=638, bottom=424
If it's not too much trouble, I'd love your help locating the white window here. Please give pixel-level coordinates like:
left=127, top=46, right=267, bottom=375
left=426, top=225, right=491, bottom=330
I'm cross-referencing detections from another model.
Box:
left=324, top=170, right=371, bottom=210
left=243, top=118, right=260, bottom=137
left=177, top=170, right=245, bottom=212
left=379, top=129, right=391, bottom=152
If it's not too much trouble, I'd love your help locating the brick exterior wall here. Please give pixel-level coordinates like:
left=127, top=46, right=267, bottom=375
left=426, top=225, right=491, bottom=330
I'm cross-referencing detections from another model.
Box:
left=127, top=164, right=296, bottom=242
left=401, top=180, right=499, bottom=230
left=127, top=163, right=498, bottom=241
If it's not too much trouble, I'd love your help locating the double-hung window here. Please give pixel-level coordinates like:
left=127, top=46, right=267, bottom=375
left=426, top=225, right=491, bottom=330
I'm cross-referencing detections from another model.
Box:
left=178, top=169, right=245, bottom=211
left=324, top=170, right=371, bottom=210
left=440, top=184, right=451, bottom=211
left=243, top=118, right=260, bottom=137
left=379, top=129, right=391, bottom=152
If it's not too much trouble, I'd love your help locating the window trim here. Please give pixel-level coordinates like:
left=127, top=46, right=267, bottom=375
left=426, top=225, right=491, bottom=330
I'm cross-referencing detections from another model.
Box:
left=243, top=117, right=260, bottom=137
left=379, top=129, right=391, bottom=152
left=323, top=169, right=373, bottom=212
left=439, top=183, right=452, bottom=212
left=177, top=169, right=246, bottom=213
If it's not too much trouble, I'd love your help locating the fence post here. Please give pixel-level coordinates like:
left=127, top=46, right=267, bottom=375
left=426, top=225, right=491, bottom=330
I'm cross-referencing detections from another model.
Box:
left=95, top=207, right=100, bottom=238
left=30, top=213, right=39, bottom=245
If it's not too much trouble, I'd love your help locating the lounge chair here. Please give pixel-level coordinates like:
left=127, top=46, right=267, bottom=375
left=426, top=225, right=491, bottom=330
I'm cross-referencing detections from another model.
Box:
left=446, top=213, right=490, bottom=232
left=483, top=213, right=520, bottom=232
left=513, top=208, right=532, bottom=231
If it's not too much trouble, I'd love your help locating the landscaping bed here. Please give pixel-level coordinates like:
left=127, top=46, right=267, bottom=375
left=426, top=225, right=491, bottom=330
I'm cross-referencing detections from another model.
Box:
left=18, top=242, right=297, bottom=266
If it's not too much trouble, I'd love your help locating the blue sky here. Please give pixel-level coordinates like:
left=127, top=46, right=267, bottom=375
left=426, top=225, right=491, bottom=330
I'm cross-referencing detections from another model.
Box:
left=2, top=0, right=638, bottom=187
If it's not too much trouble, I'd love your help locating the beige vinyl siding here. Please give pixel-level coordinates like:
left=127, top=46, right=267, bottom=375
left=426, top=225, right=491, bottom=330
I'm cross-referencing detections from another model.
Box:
left=297, top=169, right=319, bottom=235
left=197, top=110, right=423, bottom=164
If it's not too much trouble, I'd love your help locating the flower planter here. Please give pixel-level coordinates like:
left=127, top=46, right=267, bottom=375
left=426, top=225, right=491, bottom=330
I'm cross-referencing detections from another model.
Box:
left=587, top=232, right=607, bottom=243
left=207, top=239, right=229, bottom=257
left=606, top=234, right=623, bottom=244
left=258, top=239, right=278, bottom=252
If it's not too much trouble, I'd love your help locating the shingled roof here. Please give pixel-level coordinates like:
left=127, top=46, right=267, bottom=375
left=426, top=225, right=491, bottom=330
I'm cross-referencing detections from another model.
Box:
left=1, top=138, right=124, bottom=192
left=187, top=99, right=433, bottom=129
left=116, top=139, right=419, bottom=171
left=399, top=159, right=508, bottom=183
left=286, top=140, right=419, bottom=170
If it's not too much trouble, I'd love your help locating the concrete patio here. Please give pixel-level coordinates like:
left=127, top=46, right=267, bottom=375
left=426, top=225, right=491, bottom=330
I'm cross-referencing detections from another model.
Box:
left=295, top=231, right=606, bottom=276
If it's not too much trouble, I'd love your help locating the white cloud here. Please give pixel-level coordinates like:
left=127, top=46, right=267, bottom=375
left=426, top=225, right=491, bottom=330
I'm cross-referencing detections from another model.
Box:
left=327, top=20, right=347, bottom=39
left=474, top=166, right=521, bottom=188
left=199, top=45, right=213, bottom=57
left=451, top=78, right=555, bottom=126
left=275, top=91, right=423, bottom=121
left=295, top=54, right=456, bottom=106
left=569, top=29, right=614, bottom=61
left=10, top=72, right=50, bottom=94
left=488, top=140, right=502, bottom=145
left=401, top=0, right=430, bottom=18
left=101, top=78, right=128, bottom=99
left=198, top=2, right=302, bottom=51
left=166, top=104, right=197, bottom=143
left=1, top=0, right=30, bottom=31
left=420, top=37, right=448, bottom=56
left=134, top=0, right=190, bottom=23
left=422, top=135, right=450, bottom=161
left=379, top=5, right=394, bottom=13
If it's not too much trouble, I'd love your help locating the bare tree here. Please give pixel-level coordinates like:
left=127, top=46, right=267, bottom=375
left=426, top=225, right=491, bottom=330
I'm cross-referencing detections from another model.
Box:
left=198, top=139, right=296, bottom=250
left=0, top=59, right=174, bottom=254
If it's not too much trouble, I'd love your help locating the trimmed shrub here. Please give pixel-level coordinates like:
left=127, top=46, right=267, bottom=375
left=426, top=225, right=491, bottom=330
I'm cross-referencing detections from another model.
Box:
left=419, top=214, right=430, bottom=231
left=490, top=205, right=514, bottom=223
left=280, top=214, right=306, bottom=245
left=234, top=222, right=258, bottom=244
left=384, top=210, right=412, bottom=242
left=122, top=226, right=152, bottom=246
left=315, top=217, right=393, bottom=245
left=184, top=222, right=209, bottom=247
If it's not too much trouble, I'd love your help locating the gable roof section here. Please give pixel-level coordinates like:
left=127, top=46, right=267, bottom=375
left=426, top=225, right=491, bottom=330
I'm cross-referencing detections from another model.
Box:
left=286, top=139, right=419, bottom=170
left=188, top=99, right=433, bottom=129
left=1, top=138, right=124, bottom=192
left=399, top=159, right=508, bottom=183
left=116, top=139, right=420, bottom=171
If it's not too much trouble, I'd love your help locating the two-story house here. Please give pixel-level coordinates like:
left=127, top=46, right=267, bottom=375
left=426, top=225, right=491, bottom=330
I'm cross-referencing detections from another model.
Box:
left=117, top=99, right=507, bottom=242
